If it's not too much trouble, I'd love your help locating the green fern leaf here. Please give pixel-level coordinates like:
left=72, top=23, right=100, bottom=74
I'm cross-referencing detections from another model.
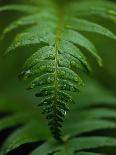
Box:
left=1, top=0, right=116, bottom=141
left=64, top=120, right=116, bottom=137
left=76, top=152, right=102, bottom=155
left=30, top=137, right=116, bottom=155
left=0, top=113, right=27, bottom=131
left=70, top=0, right=116, bottom=21
left=67, top=18, right=116, bottom=39
left=0, top=4, right=38, bottom=13
left=1, top=121, right=50, bottom=155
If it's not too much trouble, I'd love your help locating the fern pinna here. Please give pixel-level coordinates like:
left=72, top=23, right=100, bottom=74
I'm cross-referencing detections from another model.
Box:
left=0, top=0, right=116, bottom=140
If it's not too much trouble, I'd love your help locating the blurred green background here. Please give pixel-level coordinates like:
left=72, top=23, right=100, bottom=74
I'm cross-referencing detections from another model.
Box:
left=0, top=0, right=116, bottom=153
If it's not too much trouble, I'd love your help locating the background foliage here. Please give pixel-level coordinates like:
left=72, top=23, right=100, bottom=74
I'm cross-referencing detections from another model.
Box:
left=0, top=0, right=116, bottom=154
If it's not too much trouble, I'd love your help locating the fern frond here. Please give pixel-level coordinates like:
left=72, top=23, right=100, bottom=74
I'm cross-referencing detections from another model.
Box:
left=67, top=18, right=116, bottom=38
left=1, top=121, right=49, bottom=155
left=77, top=153, right=102, bottom=155
left=1, top=0, right=116, bottom=141
left=69, top=0, right=116, bottom=21
left=30, top=137, right=116, bottom=155
left=0, top=4, right=38, bottom=13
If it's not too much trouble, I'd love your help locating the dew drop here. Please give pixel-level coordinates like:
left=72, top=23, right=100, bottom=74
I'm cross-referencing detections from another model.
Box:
left=75, top=77, right=78, bottom=82
left=70, top=86, right=75, bottom=92
left=45, top=91, right=48, bottom=95
left=30, top=83, right=35, bottom=89
left=49, top=54, right=54, bottom=58
left=64, top=84, right=67, bottom=88
left=61, top=70, right=65, bottom=76
left=19, top=70, right=31, bottom=80
left=15, top=41, right=20, bottom=47
left=39, top=80, right=43, bottom=85
left=71, top=61, right=76, bottom=66
left=47, top=77, right=52, bottom=83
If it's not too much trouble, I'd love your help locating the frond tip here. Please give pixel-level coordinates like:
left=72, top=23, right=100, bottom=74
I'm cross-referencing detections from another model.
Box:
left=1, top=0, right=116, bottom=140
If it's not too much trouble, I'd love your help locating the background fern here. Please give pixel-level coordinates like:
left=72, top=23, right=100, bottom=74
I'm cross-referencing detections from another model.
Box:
left=0, top=0, right=116, bottom=153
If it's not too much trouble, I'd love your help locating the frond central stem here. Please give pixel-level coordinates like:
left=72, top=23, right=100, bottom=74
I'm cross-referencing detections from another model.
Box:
left=53, top=7, right=64, bottom=140
left=54, top=10, right=64, bottom=96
